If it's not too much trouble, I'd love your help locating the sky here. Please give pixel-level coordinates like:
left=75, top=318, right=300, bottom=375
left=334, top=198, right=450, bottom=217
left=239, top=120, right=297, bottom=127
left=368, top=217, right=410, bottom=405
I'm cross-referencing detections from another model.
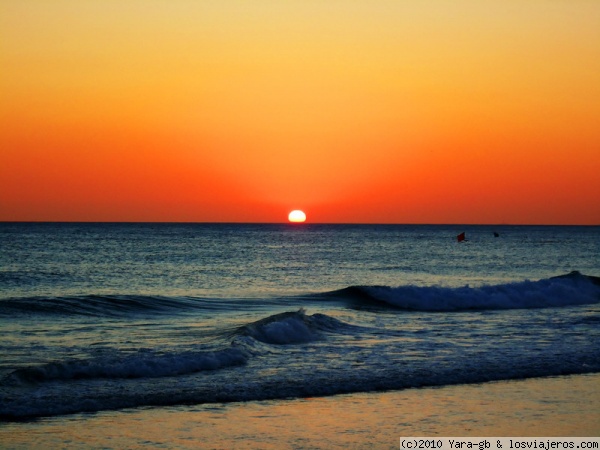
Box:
left=2, top=1, right=599, bottom=224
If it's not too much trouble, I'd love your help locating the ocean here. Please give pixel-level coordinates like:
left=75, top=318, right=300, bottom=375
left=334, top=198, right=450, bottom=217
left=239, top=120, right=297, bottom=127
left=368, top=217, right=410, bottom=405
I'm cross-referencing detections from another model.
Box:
left=1, top=223, right=599, bottom=425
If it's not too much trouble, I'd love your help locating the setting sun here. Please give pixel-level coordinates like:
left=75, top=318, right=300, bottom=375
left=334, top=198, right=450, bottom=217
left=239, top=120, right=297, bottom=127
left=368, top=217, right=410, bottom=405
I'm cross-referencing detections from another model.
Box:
left=1, top=2, right=599, bottom=224
left=288, top=210, right=307, bottom=223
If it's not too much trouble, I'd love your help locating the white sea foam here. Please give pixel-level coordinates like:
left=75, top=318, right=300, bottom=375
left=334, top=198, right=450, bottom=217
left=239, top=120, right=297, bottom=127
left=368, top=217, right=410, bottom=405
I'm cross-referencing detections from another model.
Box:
left=3, top=347, right=248, bottom=385
left=241, top=310, right=321, bottom=344
left=359, top=276, right=600, bottom=311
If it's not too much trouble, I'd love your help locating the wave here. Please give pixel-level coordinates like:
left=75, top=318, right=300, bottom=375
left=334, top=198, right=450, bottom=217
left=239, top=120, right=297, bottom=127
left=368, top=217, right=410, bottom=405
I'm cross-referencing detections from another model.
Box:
left=0, top=294, right=230, bottom=317
left=2, top=340, right=598, bottom=420
left=1, top=299, right=598, bottom=420
left=2, top=347, right=248, bottom=386
left=233, top=309, right=356, bottom=345
left=331, top=271, right=600, bottom=312
left=1, top=273, right=598, bottom=319
left=2, top=310, right=353, bottom=387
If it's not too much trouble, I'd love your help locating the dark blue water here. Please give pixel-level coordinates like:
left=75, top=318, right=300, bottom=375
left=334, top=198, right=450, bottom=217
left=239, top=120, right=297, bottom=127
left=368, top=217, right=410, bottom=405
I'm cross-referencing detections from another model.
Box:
left=1, top=223, right=599, bottom=419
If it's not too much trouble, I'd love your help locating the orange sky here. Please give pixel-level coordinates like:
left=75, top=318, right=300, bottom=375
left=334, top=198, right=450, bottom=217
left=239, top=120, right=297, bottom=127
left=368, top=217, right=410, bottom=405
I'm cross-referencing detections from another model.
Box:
left=2, top=1, right=599, bottom=224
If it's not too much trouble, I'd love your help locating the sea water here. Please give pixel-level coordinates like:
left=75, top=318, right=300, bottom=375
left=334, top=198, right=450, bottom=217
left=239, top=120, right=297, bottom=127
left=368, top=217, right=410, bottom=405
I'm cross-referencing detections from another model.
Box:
left=0, top=223, right=599, bottom=420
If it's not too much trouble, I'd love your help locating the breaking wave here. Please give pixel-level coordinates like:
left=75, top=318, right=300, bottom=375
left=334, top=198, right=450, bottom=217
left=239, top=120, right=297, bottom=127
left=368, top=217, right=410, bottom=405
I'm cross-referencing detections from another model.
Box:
left=235, top=309, right=355, bottom=345
left=2, top=273, right=598, bottom=318
left=1, top=310, right=356, bottom=387
left=2, top=347, right=248, bottom=385
left=1, top=299, right=599, bottom=420
left=335, top=271, right=600, bottom=311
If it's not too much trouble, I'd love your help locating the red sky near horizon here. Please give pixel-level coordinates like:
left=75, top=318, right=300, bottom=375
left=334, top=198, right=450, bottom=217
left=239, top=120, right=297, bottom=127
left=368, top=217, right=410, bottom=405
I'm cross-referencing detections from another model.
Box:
left=2, top=1, right=600, bottom=224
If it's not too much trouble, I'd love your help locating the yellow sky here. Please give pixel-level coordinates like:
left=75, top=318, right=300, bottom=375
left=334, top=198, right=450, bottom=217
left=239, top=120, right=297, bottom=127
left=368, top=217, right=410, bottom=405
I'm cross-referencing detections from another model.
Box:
left=2, top=1, right=600, bottom=223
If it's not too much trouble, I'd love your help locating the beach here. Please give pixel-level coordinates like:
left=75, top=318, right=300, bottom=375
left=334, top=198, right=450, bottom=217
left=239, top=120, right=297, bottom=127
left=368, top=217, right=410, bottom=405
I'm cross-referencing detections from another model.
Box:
left=2, top=373, right=598, bottom=449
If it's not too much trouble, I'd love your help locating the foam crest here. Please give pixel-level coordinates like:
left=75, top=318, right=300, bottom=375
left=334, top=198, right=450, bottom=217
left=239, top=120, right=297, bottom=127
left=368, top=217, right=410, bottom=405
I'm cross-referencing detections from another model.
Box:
left=359, top=273, right=600, bottom=311
left=240, top=309, right=321, bottom=344
left=3, top=347, right=247, bottom=385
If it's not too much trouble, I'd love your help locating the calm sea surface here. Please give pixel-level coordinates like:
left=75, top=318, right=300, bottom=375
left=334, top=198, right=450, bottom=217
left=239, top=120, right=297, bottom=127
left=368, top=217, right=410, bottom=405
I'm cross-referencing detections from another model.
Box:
left=1, top=223, right=599, bottom=419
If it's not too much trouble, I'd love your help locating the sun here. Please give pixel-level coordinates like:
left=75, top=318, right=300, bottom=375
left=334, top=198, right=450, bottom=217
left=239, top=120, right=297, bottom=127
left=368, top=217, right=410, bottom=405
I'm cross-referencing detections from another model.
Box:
left=288, top=210, right=307, bottom=223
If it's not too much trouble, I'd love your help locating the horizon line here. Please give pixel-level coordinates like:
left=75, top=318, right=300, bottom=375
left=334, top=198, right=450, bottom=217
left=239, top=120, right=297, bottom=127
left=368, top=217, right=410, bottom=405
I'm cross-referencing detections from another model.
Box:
left=1, top=221, right=598, bottom=227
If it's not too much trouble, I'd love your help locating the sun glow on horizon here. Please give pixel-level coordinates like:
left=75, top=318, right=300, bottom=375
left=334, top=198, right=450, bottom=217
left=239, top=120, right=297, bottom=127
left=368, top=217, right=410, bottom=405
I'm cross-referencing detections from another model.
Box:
left=1, top=2, right=599, bottom=224
left=288, top=210, right=307, bottom=223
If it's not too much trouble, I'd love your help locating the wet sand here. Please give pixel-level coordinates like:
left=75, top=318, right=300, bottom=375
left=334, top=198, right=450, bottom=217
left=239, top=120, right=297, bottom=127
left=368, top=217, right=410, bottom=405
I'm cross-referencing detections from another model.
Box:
left=1, top=374, right=598, bottom=449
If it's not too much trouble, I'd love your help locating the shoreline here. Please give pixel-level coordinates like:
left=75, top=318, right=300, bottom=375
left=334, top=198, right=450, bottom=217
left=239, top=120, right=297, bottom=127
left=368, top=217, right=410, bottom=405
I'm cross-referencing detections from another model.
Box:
left=1, top=373, right=598, bottom=449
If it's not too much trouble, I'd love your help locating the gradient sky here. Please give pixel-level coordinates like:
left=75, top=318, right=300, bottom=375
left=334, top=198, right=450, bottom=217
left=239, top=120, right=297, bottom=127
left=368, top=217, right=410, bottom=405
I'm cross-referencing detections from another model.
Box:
left=2, top=1, right=599, bottom=224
